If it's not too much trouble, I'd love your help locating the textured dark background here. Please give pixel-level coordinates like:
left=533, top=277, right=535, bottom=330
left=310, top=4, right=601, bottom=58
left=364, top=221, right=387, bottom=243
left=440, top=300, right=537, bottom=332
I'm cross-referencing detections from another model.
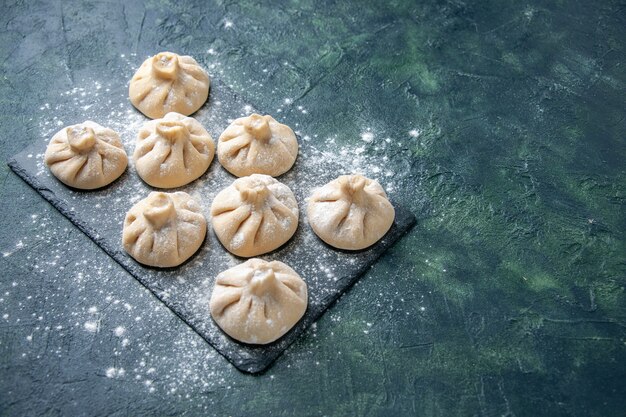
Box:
left=1, top=0, right=625, bottom=416
left=9, top=135, right=416, bottom=373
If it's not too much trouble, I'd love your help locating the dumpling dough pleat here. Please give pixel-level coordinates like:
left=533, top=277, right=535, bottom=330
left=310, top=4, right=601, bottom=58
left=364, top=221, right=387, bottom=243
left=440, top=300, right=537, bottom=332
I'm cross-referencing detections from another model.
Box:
left=210, top=174, right=299, bottom=257
left=307, top=174, right=395, bottom=250
left=217, top=114, right=298, bottom=177
left=133, top=112, right=215, bottom=188
left=122, top=191, right=207, bottom=267
left=210, top=259, right=308, bottom=345
left=129, top=52, right=210, bottom=119
left=44, top=121, right=128, bottom=190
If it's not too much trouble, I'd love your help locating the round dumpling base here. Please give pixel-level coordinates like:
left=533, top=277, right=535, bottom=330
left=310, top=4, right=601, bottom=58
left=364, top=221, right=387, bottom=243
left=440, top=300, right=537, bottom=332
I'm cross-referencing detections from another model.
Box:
left=210, top=174, right=299, bottom=257
left=133, top=112, right=215, bottom=189
left=44, top=121, right=128, bottom=190
left=307, top=174, right=395, bottom=250
left=217, top=114, right=298, bottom=177
left=210, top=259, right=308, bottom=345
left=122, top=191, right=207, bottom=268
left=129, top=52, right=210, bottom=119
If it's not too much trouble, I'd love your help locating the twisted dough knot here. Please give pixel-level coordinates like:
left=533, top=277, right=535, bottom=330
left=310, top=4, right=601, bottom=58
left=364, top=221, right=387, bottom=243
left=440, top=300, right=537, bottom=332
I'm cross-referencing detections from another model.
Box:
left=248, top=268, right=278, bottom=296
left=152, top=52, right=179, bottom=80
left=67, top=126, right=96, bottom=153
left=243, top=114, right=272, bottom=143
left=338, top=175, right=369, bottom=204
left=155, top=120, right=190, bottom=143
left=143, top=192, right=175, bottom=229
left=236, top=179, right=271, bottom=207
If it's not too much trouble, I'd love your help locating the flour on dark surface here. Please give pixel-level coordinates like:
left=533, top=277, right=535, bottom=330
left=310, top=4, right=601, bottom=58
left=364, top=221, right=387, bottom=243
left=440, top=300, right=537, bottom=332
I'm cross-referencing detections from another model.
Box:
left=9, top=53, right=415, bottom=373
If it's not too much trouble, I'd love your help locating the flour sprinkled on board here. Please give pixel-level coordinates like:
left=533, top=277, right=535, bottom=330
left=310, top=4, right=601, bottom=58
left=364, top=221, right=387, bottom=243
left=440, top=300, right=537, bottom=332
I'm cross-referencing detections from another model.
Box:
left=84, top=321, right=99, bottom=333
left=1, top=48, right=421, bottom=392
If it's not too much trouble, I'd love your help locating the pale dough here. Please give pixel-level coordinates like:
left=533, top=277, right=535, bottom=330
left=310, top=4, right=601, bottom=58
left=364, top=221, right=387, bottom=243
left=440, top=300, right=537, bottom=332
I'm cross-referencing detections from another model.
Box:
left=129, top=51, right=210, bottom=119
left=210, top=259, right=307, bottom=344
left=210, top=174, right=298, bottom=257
left=122, top=191, right=207, bottom=267
left=217, top=114, right=298, bottom=177
left=133, top=112, right=215, bottom=188
left=307, top=174, right=395, bottom=250
left=44, top=121, right=128, bottom=190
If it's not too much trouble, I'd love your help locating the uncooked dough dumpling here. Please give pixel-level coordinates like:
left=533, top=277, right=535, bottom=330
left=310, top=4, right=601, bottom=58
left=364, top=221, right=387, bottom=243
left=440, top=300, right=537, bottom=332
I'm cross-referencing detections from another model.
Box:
left=307, top=174, right=395, bottom=250
left=129, top=51, right=210, bottom=119
left=133, top=112, right=215, bottom=188
left=210, top=174, right=298, bottom=257
left=44, top=121, right=128, bottom=190
left=217, top=114, right=298, bottom=177
left=122, top=191, right=207, bottom=268
left=210, top=259, right=308, bottom=344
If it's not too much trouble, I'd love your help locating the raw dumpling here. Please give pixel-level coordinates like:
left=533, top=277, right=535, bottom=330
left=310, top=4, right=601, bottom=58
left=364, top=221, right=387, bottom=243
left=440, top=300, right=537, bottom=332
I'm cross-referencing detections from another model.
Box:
left=133, top=112, right=215, bottom=188
left=122, top=191, right=207, bottom=267
left=44, top=121, right=128, bottom=190
left=210, top=174, right=298, bottom=257
left=210, top=259, right=308, bottom=344
left=217, top=114, right=298, bottom=177
left=307, top=174, right=395, bottom=250
left=129, top=51, right=210, bottom=119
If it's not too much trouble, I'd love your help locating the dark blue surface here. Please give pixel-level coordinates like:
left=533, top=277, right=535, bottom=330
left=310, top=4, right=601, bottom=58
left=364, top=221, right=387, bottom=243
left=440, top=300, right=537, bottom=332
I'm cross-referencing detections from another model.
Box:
left=0, top=0, right=624, bottom=415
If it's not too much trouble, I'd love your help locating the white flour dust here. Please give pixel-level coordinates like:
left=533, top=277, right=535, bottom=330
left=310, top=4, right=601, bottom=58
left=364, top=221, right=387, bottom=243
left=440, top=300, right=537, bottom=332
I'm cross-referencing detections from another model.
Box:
left=2, top=51, right=423, bottom=399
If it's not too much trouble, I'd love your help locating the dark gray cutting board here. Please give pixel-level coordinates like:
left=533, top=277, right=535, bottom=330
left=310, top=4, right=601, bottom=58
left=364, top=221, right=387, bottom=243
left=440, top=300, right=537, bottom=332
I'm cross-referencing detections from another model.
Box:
left=8, top=77, right=416, bottom=373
